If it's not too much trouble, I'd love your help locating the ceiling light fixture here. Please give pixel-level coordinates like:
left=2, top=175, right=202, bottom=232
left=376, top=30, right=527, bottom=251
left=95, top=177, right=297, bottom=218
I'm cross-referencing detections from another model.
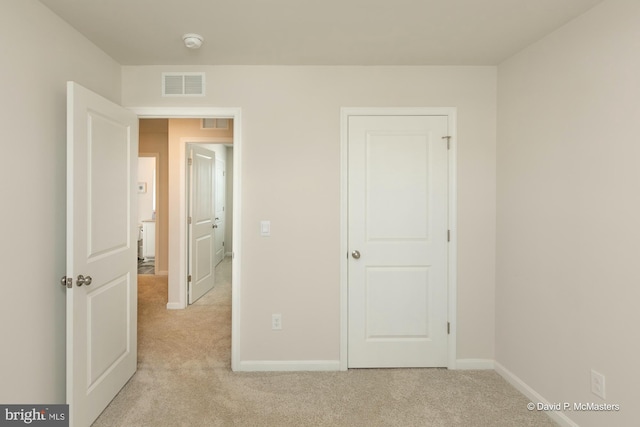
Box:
left=182, top=33, right=204, bottom=49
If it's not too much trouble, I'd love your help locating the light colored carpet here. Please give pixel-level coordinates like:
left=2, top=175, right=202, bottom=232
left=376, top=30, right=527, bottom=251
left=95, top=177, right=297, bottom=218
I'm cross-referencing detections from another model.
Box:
left=92, top=258, right=556, bottom=426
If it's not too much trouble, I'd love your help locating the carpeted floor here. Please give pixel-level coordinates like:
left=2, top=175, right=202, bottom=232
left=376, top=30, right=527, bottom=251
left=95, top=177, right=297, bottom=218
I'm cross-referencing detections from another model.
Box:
left=92, top=258, right=557, bottom=426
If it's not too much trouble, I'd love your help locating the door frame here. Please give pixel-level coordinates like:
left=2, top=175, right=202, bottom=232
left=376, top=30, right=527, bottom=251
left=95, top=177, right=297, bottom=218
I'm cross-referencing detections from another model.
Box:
left=340, top=107, right=458, bottom=370
left=130, top=107, right=242, bottom=371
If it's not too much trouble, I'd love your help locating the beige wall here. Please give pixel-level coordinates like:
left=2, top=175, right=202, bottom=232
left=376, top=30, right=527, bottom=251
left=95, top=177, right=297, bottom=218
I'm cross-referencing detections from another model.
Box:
left=0, top=0, right=121, bottom=403
left=496, top=0, right=640, bottom=425
left=123, top=66, right=497, bottom=363
left=139, top=119, right=169, bottom=273
left=168, top=118, right=234, bottom=140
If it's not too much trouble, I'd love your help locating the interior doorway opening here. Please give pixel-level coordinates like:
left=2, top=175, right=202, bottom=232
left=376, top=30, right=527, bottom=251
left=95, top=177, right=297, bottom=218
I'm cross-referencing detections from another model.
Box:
left=137, top=153, right=159, bottom=275
left=133, top=107, right=242, bottom=372
left=137, top=118, right=234, bottom=298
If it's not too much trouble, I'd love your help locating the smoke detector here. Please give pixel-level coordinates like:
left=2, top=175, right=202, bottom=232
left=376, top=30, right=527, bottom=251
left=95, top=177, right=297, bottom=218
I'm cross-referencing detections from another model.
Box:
left=182, top=33, right=204, bottom=49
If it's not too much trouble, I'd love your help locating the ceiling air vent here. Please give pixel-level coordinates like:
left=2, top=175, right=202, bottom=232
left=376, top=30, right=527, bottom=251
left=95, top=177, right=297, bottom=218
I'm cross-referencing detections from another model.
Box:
left=162, top=72, right=205, bottom=96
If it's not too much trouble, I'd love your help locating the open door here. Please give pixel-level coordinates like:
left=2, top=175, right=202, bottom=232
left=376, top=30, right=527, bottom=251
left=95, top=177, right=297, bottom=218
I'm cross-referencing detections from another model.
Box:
left=65, top=82, right=138, bottom=427
left=187, top=144, right=216, bottom=304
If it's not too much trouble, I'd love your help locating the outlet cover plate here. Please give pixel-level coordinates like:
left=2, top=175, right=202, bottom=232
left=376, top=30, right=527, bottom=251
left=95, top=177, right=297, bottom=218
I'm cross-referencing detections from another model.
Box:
left=272, top=313, right=282, bottom=330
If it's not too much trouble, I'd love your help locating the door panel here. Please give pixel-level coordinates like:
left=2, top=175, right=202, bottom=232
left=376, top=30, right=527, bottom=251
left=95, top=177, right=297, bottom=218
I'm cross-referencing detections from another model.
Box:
left=188, top=145, right=216, bottom=304
left=66, top=82, right=138, bottom=427
left=366, top=134, right=430, bottom=240
left=88, top=275, right=129, bottom=386
left=348, top=115, right=448, bottom=368
left=365, top=267, right=430, bottom=338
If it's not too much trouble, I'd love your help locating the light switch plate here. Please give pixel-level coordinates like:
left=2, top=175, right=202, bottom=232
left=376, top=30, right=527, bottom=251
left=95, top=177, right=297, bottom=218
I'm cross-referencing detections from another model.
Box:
left=260, top=220, right=271, bottom=236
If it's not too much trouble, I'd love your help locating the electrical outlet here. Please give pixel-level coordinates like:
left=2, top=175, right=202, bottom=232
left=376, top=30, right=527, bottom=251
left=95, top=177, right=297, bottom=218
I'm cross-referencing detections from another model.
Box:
left=591, top=369, right=606, bottom=399
left=272, top=313, right=282, bottom=330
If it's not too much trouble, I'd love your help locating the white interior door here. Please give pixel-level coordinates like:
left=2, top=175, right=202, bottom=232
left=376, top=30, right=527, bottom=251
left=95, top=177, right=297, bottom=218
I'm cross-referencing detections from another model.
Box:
left=188, top=145, right=216, bottom=304
left=66, top=82, right=138, bottom=426
left=348, top=115, right=449, bottom=368
left=214, top=155, right=225, bottom=265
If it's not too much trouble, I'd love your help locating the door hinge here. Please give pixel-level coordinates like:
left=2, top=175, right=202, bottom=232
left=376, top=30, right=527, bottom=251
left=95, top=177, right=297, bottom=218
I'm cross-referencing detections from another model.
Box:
left=442, top=136, right=451, bottom=150
left=188, top=158, right=193, bottom=166
left=188, top=216, right=192, bottom=225
left=447, top=230, right=450, bottom=242
left=447, top=322, right=450, bottom=335
left=187, top=275, right=192, bottom=282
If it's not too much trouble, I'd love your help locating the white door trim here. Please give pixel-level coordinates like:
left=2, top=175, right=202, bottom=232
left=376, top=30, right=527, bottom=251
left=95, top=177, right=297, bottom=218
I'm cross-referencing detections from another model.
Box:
left=340, top=107, right=458, bottom=370
left=130, top=107, right=242, bottom=372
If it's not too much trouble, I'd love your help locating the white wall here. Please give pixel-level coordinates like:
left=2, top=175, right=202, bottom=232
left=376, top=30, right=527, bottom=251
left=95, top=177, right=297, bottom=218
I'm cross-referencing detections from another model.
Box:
left=123, top=66, right=497, bottom=364
left=496, top=0, right=640, bottom=425
left=0, top=1, right=122, bottom=402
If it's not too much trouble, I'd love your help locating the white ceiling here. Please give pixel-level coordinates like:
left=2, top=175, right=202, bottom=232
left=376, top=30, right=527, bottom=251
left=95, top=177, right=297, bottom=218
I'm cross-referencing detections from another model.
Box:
left=39, top=0, right=603, bottom=66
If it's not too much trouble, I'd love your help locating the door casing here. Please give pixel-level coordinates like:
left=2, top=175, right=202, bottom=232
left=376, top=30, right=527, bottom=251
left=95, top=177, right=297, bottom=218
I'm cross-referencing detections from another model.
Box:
left=339, top=107, right=458, bottom=370
left=131, top=107, right=242, bottom=372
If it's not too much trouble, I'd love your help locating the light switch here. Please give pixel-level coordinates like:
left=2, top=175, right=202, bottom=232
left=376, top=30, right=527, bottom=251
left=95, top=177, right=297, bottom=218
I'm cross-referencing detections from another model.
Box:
left=260, top=220, right=271, bottom=236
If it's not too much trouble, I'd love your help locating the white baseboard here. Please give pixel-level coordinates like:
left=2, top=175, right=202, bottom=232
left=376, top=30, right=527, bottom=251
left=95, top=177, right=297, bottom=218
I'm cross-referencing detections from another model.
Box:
left=166, top=302, right=183, bottom=310
left=494, top=362, right=578, bottom=427
left=237, top=360, right=341, bottom=372
left=455, top=358, right=495, bottom=370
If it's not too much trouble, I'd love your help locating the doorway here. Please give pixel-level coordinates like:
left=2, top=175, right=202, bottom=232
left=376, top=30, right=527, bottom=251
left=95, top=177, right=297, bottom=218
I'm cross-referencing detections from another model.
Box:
left=137, top=153, right=158, bottom=275
left=132, top=107, right=242, bottom=371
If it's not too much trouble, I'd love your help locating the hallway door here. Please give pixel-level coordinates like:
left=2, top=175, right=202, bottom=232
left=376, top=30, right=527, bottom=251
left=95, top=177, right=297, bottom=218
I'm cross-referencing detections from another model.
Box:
left=187, top=144, right=216, bottom=304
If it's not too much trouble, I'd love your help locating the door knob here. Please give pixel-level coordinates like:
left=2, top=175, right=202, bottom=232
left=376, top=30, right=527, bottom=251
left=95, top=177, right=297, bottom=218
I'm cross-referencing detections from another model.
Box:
left=77, top=275, right=92, bottom=287
left=60, top=276, right=72, bottom=288
left=351, top=250, right=361, bottom=259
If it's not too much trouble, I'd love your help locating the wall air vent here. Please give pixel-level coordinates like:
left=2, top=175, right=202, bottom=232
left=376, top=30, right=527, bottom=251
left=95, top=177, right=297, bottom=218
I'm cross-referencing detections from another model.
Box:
left=202, top=118, right=230, bottom=130
left=162, top=72, right=205, bottom=96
